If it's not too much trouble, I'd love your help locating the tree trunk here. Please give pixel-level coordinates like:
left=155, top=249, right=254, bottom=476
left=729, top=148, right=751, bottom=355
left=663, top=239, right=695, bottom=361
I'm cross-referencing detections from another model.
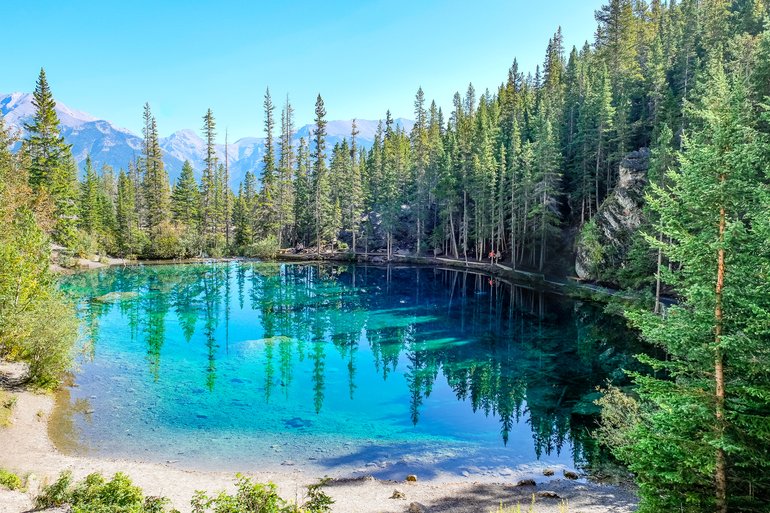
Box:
left=654, top=242, right=663, bottom=314
left=714, top=201, right=727, bottom=513
left=449, top=211, right=459, bottom=259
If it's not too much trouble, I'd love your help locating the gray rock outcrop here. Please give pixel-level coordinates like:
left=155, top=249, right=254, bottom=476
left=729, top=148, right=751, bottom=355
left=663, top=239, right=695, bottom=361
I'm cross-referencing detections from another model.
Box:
left=575, top=148, right=650, bottom=281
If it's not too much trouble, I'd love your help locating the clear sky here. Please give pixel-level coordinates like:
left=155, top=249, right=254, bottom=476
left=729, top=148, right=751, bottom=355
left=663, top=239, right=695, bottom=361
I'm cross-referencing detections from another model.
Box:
left=4, top=0, right=604, bottom=141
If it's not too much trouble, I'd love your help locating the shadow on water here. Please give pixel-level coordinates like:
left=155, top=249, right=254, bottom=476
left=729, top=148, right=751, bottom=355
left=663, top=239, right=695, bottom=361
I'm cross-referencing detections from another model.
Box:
left=58, top=261, right=648, bottom=474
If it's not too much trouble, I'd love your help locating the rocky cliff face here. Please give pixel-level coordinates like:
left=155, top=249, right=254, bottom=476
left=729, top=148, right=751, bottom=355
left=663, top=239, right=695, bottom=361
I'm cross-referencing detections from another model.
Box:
left=575, top=148, right=650, bottom=281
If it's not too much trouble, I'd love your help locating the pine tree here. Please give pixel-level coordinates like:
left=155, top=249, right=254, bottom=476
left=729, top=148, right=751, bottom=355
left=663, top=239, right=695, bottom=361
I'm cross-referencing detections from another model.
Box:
left=171, top=160, right=200, bottom=226
left=115, top=169, right=140, bottom=256
left=25, top=69, right=69, bottom=191
left=347, top=119, right=364, bottom=252
left=141, top=103, right=170, bottom=232
left=608, top=61, right=770, bottom=513
left=277, top=95, right=295, bottom=247
left=310, top=95, right=332, bottom=255
left=293, top=138, right=312, bottom=246
left=201, top=108, right=218, bottom=241
left=259, top=88, right=279, bottom=240
left=79, top=156, right=100, bottom=234
left=24, top=68, right=78, bottom=246
left=411, top=87, right=429, bottom=254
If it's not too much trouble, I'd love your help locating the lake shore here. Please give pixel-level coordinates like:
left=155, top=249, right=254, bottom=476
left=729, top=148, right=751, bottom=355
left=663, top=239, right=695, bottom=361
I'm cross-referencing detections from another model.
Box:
left=0, top=360, right=638, bottom=513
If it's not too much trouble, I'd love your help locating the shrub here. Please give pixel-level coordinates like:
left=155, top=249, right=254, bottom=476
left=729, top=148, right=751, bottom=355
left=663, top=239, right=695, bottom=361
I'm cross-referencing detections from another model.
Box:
left=36, top=471, right=176, bottom=513
left=71, top=229, right=101, bottom=259
left=36, top=471, right=333, bottom=513
left=0, top=469, right=23, bottom=491
left=146, top=222, right=185, bottom=260
left=245, top=236, right=279, bottom=259
left=0, top=208, right=79, bottom=390
left=191, top=474, right=333, bottom=513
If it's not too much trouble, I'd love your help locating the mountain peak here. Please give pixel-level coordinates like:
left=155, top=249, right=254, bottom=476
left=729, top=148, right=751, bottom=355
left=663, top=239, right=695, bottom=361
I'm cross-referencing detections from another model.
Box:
left=1, top=92, right=413, bottom=187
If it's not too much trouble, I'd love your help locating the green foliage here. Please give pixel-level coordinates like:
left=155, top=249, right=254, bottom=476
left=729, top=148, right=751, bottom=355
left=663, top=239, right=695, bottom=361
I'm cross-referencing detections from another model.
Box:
left=244, top=236, right=279, bottom=259
left=35, top=471, right=176, bottom=513
left=0, top=469, right=23, bottom=491
left=0, top=120, right=78, bottom=388
left=191, top=474, right=333, bottom=513
left=35, top=471, right=333, bottom=513
left=145, top=221, right=186, bottom=260
left=601, top=61, right=770, bottom=512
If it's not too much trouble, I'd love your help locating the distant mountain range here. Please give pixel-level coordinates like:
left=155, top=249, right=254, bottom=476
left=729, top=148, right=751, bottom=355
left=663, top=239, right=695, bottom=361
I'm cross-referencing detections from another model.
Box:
left=0, top=92, right=413, bottom=186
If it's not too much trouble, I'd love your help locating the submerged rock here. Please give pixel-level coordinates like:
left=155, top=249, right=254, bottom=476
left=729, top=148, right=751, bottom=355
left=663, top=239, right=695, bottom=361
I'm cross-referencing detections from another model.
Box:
left=563, top=470, right=580, bottom=480
left=283, top=417, right=312, bottom=429
left=575, top=148, right=650, bottom=281
left=516, top=479, right=536, bottom=487
left=390, top=489, right=406, bottom=500
left=93, top=291, right=139, bottom=303
left=542, top=468, right=555, bottom=477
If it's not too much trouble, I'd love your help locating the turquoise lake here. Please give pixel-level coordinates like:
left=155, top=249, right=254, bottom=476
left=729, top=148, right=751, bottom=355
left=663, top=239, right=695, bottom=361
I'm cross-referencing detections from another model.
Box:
left=56, top=262, right=642, bottom=481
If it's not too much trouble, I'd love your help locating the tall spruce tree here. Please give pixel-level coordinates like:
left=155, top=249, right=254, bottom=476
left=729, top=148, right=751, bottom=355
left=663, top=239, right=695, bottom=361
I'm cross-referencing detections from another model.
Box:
left=259, top=88, right=278, bottom=240
left=24, top=69, right=78, bottom=246
left=604, top=61, right=770, bottom=513
left=171, top=160, right=200, bottom=227
left=277, top=95, right=295, bottom=247
left=141, top=104, right=170, bottom=233
left=311, top=95, right=332, bottom=255
left=201, top=108, right=219, bottom=242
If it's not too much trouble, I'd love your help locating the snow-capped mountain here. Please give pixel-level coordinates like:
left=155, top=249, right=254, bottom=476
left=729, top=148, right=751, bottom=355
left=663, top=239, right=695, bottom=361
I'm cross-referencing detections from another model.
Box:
left=0, top=92, right=414, bottom=186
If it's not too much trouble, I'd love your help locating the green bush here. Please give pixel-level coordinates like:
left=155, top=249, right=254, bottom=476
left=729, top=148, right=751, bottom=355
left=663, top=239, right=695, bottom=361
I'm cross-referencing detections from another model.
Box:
left=0, top=469, right=23, bottom=490
left=36, top=471, right=176, bottom=513
left=146, top=222, right=185, bottom=260
left=0, top=207, right=79, bottom=390
left=35, top=471, right=333, bottom=513
left=191, top=474, right=333, bottom=513
left=245, top=236, right=279, bottom=259
left=71, top=229, right=101, bottom=259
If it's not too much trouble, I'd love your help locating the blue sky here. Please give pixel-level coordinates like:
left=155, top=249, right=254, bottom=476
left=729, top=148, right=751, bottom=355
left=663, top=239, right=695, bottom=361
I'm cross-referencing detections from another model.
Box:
left=4, top=0, right=604, bottom=141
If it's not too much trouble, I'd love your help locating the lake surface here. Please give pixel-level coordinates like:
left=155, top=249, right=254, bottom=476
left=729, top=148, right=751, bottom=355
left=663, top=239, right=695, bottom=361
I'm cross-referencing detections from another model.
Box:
left=55, top=262, right=642, bottom=481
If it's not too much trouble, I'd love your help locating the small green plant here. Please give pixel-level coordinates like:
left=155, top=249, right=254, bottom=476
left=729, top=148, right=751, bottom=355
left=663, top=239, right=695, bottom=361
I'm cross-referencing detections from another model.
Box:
left=0, top=469, right=23, bottom=491
left=0, top=392, right=16, bottom=427
left=304, top=478, right=334, bottom=513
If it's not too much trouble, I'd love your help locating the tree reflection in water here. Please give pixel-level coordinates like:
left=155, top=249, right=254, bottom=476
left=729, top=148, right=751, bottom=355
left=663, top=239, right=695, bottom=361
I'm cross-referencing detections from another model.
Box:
left=62, top=262, right=646, bottom=469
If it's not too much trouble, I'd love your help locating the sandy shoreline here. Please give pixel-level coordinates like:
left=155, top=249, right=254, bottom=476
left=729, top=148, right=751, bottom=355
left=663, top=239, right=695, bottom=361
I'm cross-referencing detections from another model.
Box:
left=0, top=360, right=637, bottom=513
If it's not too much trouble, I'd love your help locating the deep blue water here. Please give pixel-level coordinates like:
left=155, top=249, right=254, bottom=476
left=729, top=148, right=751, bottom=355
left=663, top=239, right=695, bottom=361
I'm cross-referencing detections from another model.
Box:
left=55, top=262, right=641, bottom=480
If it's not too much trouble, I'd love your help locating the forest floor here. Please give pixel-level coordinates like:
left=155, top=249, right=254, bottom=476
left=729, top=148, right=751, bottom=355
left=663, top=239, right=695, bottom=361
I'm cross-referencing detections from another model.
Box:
left=0, top=361, right=638, bottom=513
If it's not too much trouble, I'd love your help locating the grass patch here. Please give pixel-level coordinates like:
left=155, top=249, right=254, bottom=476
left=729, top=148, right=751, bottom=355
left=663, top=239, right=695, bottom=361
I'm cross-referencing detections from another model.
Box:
left=494, top=495, right=570, bottom=513
left=0, top=391, right=17, bottom=427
